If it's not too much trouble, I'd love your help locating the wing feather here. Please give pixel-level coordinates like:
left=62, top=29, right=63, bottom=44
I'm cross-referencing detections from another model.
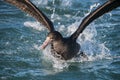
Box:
left=5, top=0, right=55, bottom=32
left=71, top=0, right=120, bottom=40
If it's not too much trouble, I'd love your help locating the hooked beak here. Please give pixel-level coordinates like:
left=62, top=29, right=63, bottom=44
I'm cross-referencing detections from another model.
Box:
left=40, top=37, right=52, bottom=49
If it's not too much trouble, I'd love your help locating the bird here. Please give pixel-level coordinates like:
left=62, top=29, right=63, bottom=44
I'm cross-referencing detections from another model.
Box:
left=4, top=0, right=120, bottom=60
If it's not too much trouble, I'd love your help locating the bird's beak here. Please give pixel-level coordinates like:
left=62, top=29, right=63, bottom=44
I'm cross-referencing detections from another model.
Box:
left=40, top=37, right=52, bottom=49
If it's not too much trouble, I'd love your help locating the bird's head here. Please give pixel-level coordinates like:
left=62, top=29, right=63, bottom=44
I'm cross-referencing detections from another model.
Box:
left=40, top=31, right=62, bottom=49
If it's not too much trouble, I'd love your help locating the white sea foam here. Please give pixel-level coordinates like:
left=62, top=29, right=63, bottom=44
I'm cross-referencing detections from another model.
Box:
left=85, top=3, right=100, bottom=16
left=61, top=0, right=72, bottom=7
left=32, top=0, right=48, bottom=6
left=24, top=21, right=45, bottom=31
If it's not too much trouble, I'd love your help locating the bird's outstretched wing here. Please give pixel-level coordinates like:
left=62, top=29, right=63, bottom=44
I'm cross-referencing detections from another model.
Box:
left=70, top=0, right=120, bottom=40
left=5, top=0, right=55, bottom=32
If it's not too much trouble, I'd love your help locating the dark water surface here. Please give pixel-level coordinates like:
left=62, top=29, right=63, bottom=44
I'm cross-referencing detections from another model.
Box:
left=0, top=0, right=120, bottom=80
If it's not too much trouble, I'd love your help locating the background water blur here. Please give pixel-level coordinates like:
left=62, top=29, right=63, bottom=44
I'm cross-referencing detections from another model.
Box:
left=0, top=0, right=120, bottom=80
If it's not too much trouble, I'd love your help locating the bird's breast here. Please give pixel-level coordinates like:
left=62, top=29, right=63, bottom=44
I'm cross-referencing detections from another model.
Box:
left=51, top=39, right=80, bottom=60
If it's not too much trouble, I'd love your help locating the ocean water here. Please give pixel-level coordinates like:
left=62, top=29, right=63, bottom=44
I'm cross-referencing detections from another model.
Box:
left=0, top=0, right=120, bottom=80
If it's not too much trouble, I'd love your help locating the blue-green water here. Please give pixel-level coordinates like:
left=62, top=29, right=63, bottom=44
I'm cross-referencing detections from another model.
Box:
left=0, top=0, right=120, bottom=80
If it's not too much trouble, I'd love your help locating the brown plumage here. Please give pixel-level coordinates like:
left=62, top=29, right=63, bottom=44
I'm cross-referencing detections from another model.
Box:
left=4, top=0, right=120, bottom=60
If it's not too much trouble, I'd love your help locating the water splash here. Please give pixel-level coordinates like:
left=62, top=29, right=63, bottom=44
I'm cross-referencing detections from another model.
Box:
left=61, top=0, right=72, bottom=7
left=41, top=45, right=69, bottom=69
left=24, top=21, right=45, bottom=31
left=30, top=1, right=111, bottom=69
left=85, top=3, right=100, bottom=16
left=51, top=0, right=56, bottom=22
left=32, top=0, right=48, bottom=6
left=74, top=3, right=110, bottom=61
